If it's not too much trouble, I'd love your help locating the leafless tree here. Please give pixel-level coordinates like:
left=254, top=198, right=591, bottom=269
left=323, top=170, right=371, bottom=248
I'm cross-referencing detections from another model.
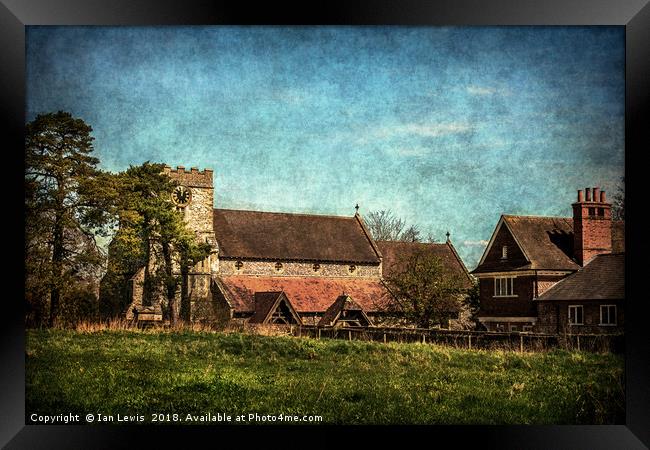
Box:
left=365, top=210, right=423, bottom=242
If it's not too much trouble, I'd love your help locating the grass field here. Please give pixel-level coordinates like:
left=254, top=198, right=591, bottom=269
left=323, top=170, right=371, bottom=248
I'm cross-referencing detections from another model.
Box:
left=26, top=329, right=625, bottom=425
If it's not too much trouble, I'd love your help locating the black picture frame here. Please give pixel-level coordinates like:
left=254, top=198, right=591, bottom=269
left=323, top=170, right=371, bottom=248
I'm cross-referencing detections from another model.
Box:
left=4, top=1, right=648, bottom=448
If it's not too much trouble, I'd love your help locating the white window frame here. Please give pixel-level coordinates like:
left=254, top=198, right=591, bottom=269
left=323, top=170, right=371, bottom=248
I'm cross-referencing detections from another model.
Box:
left=568, top=305, right=584, bottom=325
left=494, top=276, right=516, bottom=297
left=522, top=325, right=533, bottom=333
left=495, top=323, right=505, bottom=332
left=599, top=304, right=617, bottom=326
left=509, top=323, right=519, bottom=332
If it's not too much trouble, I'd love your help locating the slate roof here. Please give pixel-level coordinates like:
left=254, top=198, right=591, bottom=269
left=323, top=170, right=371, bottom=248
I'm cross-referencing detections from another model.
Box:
left=213, top=209, right=381, bottom=263
left=318, top=295, right=372, bottom=327
left=215, top=275, right=392, bottom=313
left=376, top=240, right=473, bottom=288
left=472, top=216, right=625, bottom=273
left=536, top=253, right=624, bottom=301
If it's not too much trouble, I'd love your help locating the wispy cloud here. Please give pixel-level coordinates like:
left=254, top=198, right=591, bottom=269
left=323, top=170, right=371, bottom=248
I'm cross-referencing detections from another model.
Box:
left=373, top=122, right=473, bottom=139
left=391, top=146, right=431, bottom=157
left=463, top=239, right=489, bottom=246
left=345, top=121, right=473, bottom=147
left=466, top=85, right=511, bottom=96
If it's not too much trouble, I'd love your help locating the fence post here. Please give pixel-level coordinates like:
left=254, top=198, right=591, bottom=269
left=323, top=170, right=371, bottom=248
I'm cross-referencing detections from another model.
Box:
left=468, top=334, right=472, bottom=350
left=577, top=335, right=580, bottom=352
left=520, top=334, right=523, bottom=353
left=348, top=330, right=352, bottom=341
left=318, top=328, right=321, bottom=340
left=422, top=334, right=426, bottom=344
left=383, top=332, right=386, bottom=344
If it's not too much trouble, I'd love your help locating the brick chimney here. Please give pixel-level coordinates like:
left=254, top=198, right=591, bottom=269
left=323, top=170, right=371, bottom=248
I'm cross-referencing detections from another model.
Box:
left=572, top=186, right=612, bottom=265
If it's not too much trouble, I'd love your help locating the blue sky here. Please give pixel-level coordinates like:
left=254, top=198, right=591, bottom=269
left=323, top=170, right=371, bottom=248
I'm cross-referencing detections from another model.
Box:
left=26, top=26, right=625, bottom=269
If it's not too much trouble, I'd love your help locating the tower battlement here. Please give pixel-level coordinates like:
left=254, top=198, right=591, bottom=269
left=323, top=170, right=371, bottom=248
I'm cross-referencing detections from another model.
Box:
left=163, top=165, right=213, bottom=188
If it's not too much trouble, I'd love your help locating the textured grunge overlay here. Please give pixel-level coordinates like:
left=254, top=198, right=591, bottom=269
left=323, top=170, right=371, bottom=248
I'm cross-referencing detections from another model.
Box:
left=25, top=26, right=624, bottom=270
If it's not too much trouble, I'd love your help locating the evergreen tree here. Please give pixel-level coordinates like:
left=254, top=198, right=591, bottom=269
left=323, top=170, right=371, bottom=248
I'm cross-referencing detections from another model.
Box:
left=25, top=111, right=115, bottom=327
left=105, top=162, right=210, bottom=325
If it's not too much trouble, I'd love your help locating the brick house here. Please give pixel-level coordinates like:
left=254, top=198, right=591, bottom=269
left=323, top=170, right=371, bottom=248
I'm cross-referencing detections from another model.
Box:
left=124, top=165, right=470, bottom=327
left=471, top=187, right=624, bottom=333
left=535, top=253, right=624, bottom=334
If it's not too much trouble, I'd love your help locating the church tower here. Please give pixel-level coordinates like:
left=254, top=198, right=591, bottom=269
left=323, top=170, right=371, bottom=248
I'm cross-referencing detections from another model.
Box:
left=163, top=165, right=218, bottom=319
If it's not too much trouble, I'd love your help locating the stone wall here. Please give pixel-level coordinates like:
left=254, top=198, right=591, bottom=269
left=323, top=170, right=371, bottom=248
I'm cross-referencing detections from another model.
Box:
left=217, top=259, right=382, bottom=278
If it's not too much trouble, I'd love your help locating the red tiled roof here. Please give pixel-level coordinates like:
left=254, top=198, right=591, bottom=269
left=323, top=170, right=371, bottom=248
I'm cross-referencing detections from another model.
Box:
left=216, top=275, right=392, bottom=313
left=213, top=209, right=380, bottom=263
left=376, top=240, right=473, bottom=288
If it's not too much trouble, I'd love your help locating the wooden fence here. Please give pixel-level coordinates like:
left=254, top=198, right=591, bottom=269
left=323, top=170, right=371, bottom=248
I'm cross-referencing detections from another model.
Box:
left=289, top=325, right=624, bottom=354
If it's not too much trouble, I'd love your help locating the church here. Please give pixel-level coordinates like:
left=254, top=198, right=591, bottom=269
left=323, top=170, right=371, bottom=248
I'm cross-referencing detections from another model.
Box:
left=125, top=165, right=472, bottom=327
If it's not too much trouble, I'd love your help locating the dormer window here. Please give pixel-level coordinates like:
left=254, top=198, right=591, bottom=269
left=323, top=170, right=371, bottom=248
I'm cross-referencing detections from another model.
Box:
left=501, top=245, right=508, bottom=260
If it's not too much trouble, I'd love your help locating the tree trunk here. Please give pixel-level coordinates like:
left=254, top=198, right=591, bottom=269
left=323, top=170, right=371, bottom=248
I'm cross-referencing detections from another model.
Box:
left=143, top=235, right=152, bottom=307
left=162, top=242, right=178, bottom=327
left=180, top=265, right=190, bottom=322
left=48, top=214, right=64, bottom=327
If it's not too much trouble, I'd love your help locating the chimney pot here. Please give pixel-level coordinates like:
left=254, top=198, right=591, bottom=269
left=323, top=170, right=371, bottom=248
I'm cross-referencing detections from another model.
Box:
left=593, top=187, right=600, bottom=203
left=600, top=191, right=606, bottom=203
left=577, top=190, right=583, bottom=202
left=585, top=187, right=591, bottom=202
left=177, top=165, right=185, bottom=172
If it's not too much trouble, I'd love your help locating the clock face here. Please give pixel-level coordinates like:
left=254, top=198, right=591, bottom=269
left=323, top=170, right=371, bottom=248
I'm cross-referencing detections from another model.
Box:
left=171, top=185, right=191, bottom=207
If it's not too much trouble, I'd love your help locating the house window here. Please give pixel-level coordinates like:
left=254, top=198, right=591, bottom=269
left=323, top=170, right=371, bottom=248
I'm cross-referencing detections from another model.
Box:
left=494, top=277, right=515, bottom=297
left=600, top=305, right=617, bottom=325
left=509, top=324, right=519, bottom=332
left=522, top=325, right=533, bottom=332
left=501, top=245, right=508, bottom=260
left=568, top=305, right=584, bottom=325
